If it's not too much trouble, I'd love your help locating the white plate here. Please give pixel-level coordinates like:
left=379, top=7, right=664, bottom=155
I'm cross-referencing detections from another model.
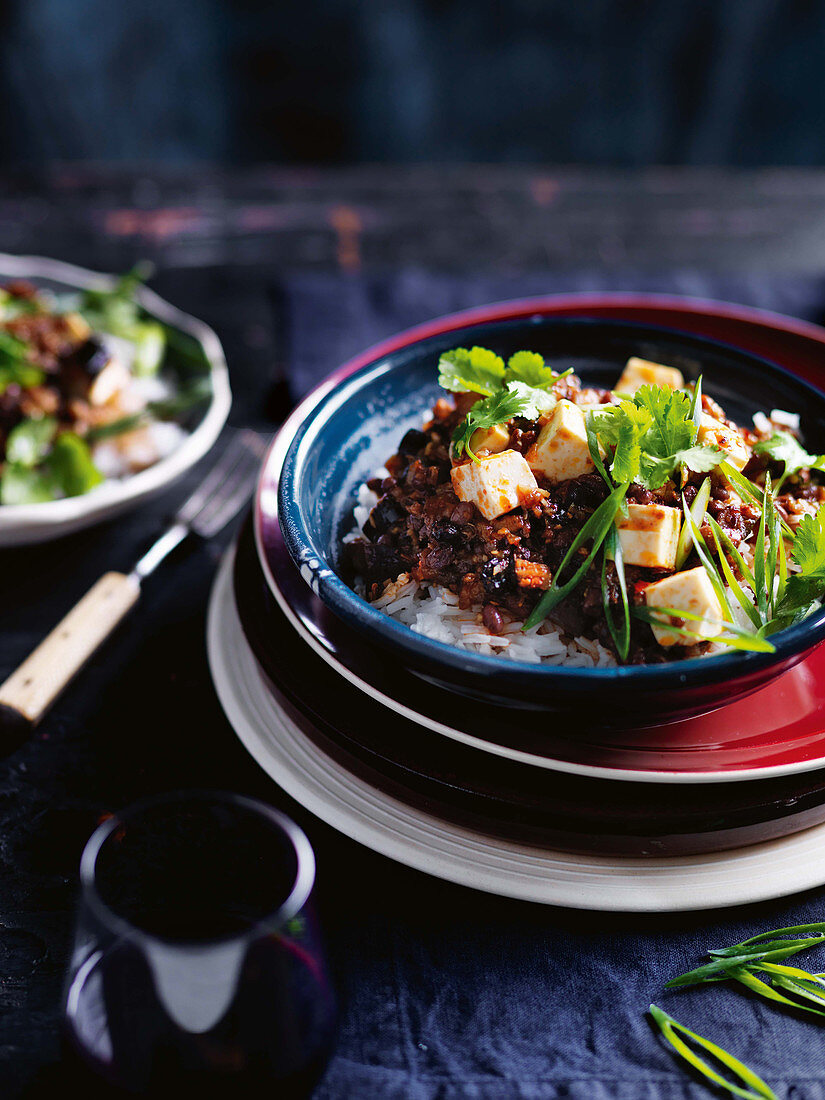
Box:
left=0, top=254, right=231, bottom=545
left=208, top=548, right=825, bottom=912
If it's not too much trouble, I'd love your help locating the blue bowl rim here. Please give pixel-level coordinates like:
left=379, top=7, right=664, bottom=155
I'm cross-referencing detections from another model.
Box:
left=278, top=315, right=825, bottom=689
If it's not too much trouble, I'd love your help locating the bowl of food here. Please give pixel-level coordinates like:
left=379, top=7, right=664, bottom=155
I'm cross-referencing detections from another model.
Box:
left=0, top=254, right=231, bottom=545
left=276, top=315, right=825, bottom=717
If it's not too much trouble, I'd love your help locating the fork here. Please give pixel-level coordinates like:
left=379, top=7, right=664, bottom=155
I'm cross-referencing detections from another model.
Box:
left=0, top=429, right=267, bottom=744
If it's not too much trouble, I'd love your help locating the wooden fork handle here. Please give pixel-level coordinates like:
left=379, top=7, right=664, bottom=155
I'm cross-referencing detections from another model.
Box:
left=0, top=572, right=140, bottom=744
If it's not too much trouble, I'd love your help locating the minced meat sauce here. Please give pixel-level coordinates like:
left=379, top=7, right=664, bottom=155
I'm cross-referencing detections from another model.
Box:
left=345, top=383, right=824, bottom=665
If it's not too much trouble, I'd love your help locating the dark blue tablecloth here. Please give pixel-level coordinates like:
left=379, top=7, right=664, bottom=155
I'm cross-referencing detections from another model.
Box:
left=284, top=271, right=825, bottom=1100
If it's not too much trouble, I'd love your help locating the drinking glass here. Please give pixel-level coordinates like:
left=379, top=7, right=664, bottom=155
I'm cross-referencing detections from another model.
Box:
left=63, top=791, right=335, bottom=1097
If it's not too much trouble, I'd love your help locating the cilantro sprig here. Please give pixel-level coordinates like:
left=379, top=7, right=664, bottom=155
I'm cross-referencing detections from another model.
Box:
left=754, top=430, right=825, bottom=493
left=589, top=384, right=722, bottom=490
left=440, top=346, right=571, bottom=461
left=452, top=382, right=554, bottom=461
left=438, top=346, right=505, bottom=396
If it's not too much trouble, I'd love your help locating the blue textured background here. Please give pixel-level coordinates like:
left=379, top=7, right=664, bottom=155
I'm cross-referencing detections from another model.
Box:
left=4, top=1, right=825, bottom=165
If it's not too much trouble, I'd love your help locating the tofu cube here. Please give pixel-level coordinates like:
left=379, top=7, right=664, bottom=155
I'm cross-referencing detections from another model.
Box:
left=697, top=413, right=750, bottom=471
left=451, top=450, right=538, bottom=520
left=615, top=357, right=685, bottom=395
left=616, top=503, right=681, bottom=569
left=525, top=400, right=595, bottom=482
left=643, top=566, right=723, bottom=647
left=469, top=422, right=510, bottom=455
left=88, top=355, right=131, bottom=407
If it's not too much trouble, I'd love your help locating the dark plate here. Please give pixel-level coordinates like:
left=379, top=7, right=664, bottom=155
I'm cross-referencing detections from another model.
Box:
left=275, top=316, right=825, bottom=717
left=233, top=518, right=825, bottom=857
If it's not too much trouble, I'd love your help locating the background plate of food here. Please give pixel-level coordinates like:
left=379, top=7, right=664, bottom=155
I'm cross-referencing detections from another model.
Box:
left=0, top=253, right=231, bottom=545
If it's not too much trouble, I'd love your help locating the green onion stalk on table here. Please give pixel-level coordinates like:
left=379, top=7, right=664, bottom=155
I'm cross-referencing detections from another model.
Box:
left=650, top=922, right=825, bottom=1098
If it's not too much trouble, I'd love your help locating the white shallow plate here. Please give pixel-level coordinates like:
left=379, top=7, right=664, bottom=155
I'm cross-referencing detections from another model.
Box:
left=208, top=549, right=825, bottom=912
left=0, top=254, right=231, bottom=546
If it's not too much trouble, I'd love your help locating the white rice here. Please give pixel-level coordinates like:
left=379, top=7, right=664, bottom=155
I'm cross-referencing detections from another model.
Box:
left=349, top=477, right=617, bottom=669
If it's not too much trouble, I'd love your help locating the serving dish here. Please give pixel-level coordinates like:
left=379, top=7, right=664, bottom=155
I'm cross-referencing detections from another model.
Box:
left=233, top=517, right=825, bottom=855
left=0, top=254, right=231, bottom=546
left=276, top=316, right=825, bottom=717
left=209, top=546, right=825, bottom=910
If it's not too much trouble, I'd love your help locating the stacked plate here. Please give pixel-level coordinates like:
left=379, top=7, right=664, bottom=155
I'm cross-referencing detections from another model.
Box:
left=208, top=294, right=825, bottom=912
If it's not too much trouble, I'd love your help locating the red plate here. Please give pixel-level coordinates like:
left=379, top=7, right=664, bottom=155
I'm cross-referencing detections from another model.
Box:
left=255, top=293, right=825, bottom=780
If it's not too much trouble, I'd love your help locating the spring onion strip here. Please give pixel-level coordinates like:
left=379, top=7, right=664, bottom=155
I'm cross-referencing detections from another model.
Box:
left=730, top=924, right=825, bottom=948
left=776, top=513, right=788, bottom=606
left=523, top=484, right=628, bottom=630
left=667, top=932, right=825, bottom=988
left=753, top=480, right=770, bottom=620
left=585, top=413, right=612, bottom=490
left=709, top=524, right=762, bottom=630
left=674, top=476, right=711, bottom=569
left=688, top=374, right=704, bottom=429
left=601, top=524, right=631, bottom=662
left=720, top=460, right=795, bottom=539
left=648, top=1005, right=777, bottom=1100
left=632, top=607, right=775, bottom=653
left=680, top=495, right=735, bottom=623
left=705, top=515, right=758, bottom=592
left=727, top=966, right=825, bottom=1019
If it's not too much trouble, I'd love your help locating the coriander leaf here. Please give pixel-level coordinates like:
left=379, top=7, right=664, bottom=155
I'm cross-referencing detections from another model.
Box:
left=453, top=381, right=554, bottom=461
left=775, top=572, right=825, bottom=620
left=638, top=444, right=722, bottom=490
left=634, top=384, right=697, bottom=456
left=590, top=402, right=652, bottom=485
left=5, top=416, right=57, bottom=467
left=504, top=380, right=556, bottom=418
left=0, top=330, right=30, bottom=366
left=754, top=430, right=824, bottom=480
left=131, top=320, right=165, bottom=377
left=791, top=505, right=825, bottom=574
left=79, top=266, right=167, bottom=376
left=438, top=346, right=505, bottom=396
left=0, top=363, right=45, bottom=395
left=504, top=350, right=571, bottom=390
left=0, top=462, right=56, bottom=504
left=46, top=433, right=104, bottom=498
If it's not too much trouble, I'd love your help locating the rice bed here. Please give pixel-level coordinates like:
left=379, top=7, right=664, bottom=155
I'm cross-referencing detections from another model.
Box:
left=347, top=476, right=617, bottom=669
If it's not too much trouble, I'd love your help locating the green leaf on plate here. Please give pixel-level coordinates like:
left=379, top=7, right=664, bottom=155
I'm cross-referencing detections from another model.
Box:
left=5, top=416, right=57, bottom=467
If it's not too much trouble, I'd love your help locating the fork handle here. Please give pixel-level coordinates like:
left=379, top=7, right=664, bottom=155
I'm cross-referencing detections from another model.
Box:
left=0, top=572, right=140, bottom=743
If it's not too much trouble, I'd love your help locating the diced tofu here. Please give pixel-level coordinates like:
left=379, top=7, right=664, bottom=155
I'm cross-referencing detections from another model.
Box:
left=469, top=422, right=510, bottom=455
left=64, top=312, right=92, bottom=342
left=451, top=450, right=538, bottom=520
left=697, top=413, right=750, bottom=471
left=643, top=566, right=724, bottom=647
left=615, top=357, right=685, bottom=395
left=525, top=400, right=595, bottom=482
left=616, top=503, right=681, bottom=569
left=88, top=355, right=131, bottom=407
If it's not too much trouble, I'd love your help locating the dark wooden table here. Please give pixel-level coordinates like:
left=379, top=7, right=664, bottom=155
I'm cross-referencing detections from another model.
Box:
left=2, top=165, right=825, bottom=1096
left=2, top=165, right=825, bottom=275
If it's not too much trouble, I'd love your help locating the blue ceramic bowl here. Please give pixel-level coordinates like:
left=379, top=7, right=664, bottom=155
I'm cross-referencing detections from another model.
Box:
left=278, top=317, right=825, bottom=716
